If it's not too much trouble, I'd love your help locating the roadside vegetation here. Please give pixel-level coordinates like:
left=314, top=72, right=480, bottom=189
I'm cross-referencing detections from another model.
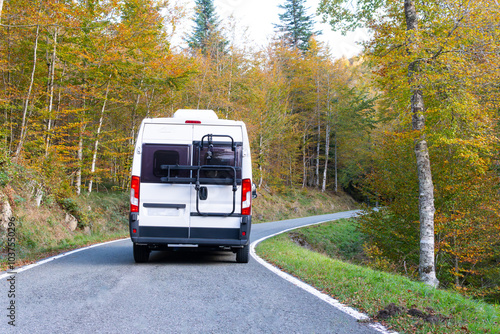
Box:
left=0, top=158, right=354, bottom=270
left=252, top=187, right=358, bottom=224
left=0, top=161, right=129, bottom=271
left=256, top=220, right=500, bottom=334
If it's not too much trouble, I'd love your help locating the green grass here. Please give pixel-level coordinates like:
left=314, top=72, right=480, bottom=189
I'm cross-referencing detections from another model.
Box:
left=289, top=218, right=366, bottom=263
left=256, top=232, right=500, bottom=334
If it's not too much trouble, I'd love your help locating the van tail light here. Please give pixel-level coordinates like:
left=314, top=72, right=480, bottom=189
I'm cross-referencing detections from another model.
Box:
left=130, top=176, right=140, bottom=212
left=241, top=178, right=252, bottom=215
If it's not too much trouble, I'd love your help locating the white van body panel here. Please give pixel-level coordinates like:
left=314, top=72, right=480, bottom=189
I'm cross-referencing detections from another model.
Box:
left=142, top=123, right=193, bottom=144
left=140, top=183, right=191, bottom=227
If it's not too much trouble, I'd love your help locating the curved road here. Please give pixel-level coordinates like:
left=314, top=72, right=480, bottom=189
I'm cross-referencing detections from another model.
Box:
left=1, top=211, right=387, bottom=333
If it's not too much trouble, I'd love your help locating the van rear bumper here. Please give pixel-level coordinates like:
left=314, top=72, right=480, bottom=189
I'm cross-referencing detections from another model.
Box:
left=131, top=237, right=249, bottom=247
left=129, top=214, right=251, bottom=247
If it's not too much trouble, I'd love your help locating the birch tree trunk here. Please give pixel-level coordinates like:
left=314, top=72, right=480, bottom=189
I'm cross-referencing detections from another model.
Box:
left=322, top=123, right=330, bottom=192
left=146, top=88, right=154, bottom=118
left=226, top=50, right=233, bottom=119
left=6, top=23, right=14, bottom=153
left=76, top=125, right=84, bottom=195
left=130, top=79, right=143, bottom=146
left=15, top=24, right=40, bottom=159
left=334, top=132, right=338, bottom=193
left=197, top=60, right=208, bottom=109
left=88, top=78, right=111, bottom=193
left=45, top=28, right=58, bottom=156
left=0, top=0, right=4, bottom=23
left=315, top=76, right=321, bottom=188
left=322, top=74, right=331, bottom=192
left=76, top=75, right=87, bottom=195
left=404, top=0, right=439, bottom=288
left=258, top=133, right=264, bottom=188
left=302, top=127, right=307, bottom=188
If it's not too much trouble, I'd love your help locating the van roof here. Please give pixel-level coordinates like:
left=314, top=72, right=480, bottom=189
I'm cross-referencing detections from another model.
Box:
left=142, top=109, right=245, bottom=126
left=173, top=109, right=218, bottom=120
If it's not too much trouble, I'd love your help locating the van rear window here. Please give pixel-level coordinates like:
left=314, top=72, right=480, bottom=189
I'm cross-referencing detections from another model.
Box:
left=141, top=144, right=190, bottom=183
left=194, top=143, right=242, bottom=179
left=153, top=150, right=179, bottom=177
left=140, top=142, right=242, bottom=183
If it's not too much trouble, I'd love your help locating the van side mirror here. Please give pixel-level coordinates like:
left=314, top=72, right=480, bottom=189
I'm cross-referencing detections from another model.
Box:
left=252, top=183, right=257, bottom=199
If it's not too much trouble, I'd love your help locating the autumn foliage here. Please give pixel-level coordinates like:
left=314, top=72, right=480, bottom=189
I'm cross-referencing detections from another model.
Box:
left=1, top=0, right=499, bottom=300
left=355, top=0, right=500, bottom=300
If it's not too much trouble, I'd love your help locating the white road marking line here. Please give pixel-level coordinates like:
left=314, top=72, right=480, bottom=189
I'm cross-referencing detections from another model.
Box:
left=250, top=219, right=398, bottom=334
left=2, top=213, right=396, bottom=333
left=0, top=238, right=129, bottom=280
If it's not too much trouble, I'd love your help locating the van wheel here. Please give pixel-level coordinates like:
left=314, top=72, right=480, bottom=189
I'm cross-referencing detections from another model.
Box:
left=236, top=245, right=249, bottom=263
left=133, top=243, right=150, bottom=263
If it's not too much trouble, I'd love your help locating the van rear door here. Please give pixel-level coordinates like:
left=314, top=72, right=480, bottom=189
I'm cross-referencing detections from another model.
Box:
left=138, top=124, right=192, bottom=239
left=189, top=125, right=243, bottom=237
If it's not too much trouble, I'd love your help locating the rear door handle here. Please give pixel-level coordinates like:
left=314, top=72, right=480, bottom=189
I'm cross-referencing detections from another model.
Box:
left=199, top=186, right=208, bottom=200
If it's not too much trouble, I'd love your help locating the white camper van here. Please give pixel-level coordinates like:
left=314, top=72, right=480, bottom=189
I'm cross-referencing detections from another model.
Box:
left=129, top=109, right=254, bottom=263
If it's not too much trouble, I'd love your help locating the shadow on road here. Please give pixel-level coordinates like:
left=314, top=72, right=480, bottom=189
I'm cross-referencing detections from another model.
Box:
left=147, top=248, right=237, bottom=265
left=42, top=241, right=239, bottom=268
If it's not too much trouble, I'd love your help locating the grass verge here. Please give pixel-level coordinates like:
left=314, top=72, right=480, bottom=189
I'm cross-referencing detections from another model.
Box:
left=256, top=232, right=500, bottom=334
left=288, top=218, right=366, bottom=263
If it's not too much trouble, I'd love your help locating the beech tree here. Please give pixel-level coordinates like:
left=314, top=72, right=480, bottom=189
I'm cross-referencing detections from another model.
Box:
left=0, top=0, right=194, bottom=194
left=247, top=45, right=298, bottom=189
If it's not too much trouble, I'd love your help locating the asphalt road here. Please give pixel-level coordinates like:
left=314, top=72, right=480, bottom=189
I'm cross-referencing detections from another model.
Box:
left=1, top=211, right=386, bottom=334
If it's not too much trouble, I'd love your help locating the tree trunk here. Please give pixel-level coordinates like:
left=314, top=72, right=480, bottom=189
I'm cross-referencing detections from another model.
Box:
left=5, top=22, right=13, bottom=152
left=15, top=24, right=40, bottom=159
left=76, top=126, right=84, bottom=195
left=45, top=28, right=58, bottom=156
left=197, top=59, right=208, bottom=109
left=334, top=131, right=338, bottom=193
left=145, top=88, right=154, bottom=118
left=258, top=133, right=264, bottom=188
left=302, top=126, right=307, bottom=188
left=226, top=51, right=233, bottom=119
left=130, top=79, right=143, bottom=146
left=404, top=0, right=439, bottom=288
left=315, top=76, right=321, bottom=188
left=322, top=123, right=330, bottom=192
left=0, top=0, right=4, bottom=23
left=322, top=73, right=332, bottom=193
left=76, top=75, right=87, bottom=195
left=88, top=78, right=111, bottom=193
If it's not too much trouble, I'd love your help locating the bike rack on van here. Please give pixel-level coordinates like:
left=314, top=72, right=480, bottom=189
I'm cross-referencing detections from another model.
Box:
left=160, top=134, right=241, bottom=217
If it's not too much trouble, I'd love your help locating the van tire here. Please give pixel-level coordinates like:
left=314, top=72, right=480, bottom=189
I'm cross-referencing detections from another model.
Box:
left=133, top=243, right=150, bottom=263
left=236, top=245, right=249, bottom=263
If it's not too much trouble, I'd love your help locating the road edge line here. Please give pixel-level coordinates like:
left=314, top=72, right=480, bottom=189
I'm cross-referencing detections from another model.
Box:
left=249, top=219, right=397, bottom=334
left=0, top=238, right=130, bottom=280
